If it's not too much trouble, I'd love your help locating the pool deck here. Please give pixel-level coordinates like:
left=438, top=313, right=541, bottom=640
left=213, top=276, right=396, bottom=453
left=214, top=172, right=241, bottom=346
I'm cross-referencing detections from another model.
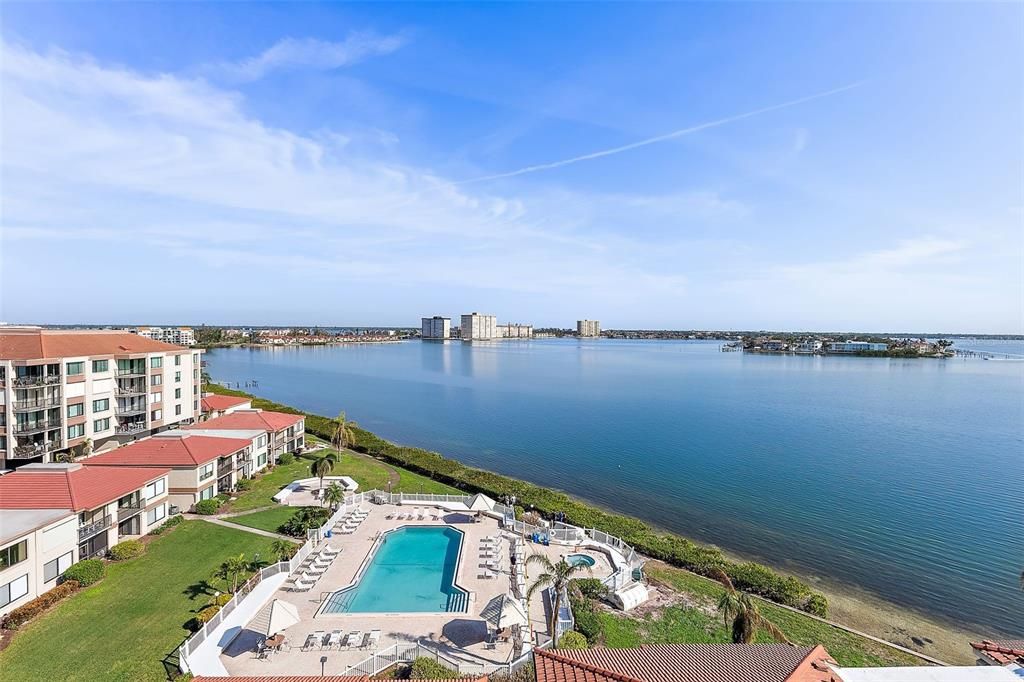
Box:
left=220, top=501, right=614, bottom=677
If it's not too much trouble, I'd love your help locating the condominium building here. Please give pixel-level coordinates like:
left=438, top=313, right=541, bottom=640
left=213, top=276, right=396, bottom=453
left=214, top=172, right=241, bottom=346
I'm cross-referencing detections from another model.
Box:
left=199, top=394, right=252, bottom=420
left=421, top=316, right=451, bottom=340
left=497, top=323, right=534, bottom=339
left=460, top=313, right=498, bottom=341
left=0, top=328, right=204, bottom=470
left=131, top=327, right=196, bottom=346
left=577, top=319, right=601, bottom=337
left=828, top=341, right=888, bottom=353
left=83, top=431, right=258, bottom=511
left=0, top=462, right=170, bottom=615
left=186, top=409, right=304, bottom=464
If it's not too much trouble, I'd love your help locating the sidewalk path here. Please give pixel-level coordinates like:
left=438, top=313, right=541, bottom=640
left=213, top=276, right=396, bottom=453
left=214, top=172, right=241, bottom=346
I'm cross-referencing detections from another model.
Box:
left=188, top=514, right=297, bottom=541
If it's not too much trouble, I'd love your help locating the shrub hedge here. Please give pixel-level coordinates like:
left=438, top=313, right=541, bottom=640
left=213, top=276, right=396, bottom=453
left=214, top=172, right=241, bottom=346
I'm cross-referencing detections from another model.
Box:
left=2, top=580, right=79, bottom=630
left=205, top=384, right=829, bottom=616
left=557, top=630, right=589, bottom=650
left=408, top=657, right=459, bottom=679
left=279, top=506, right=331, bottom=537
left=278, top=452, right=295, bottom=465
left=149, top=514, right=184, bottom=535
left=194, top=499, right=221, bottom=515
left=62, top=559, right=105, bottom=586
left=109, top=539, right=145, bottom=561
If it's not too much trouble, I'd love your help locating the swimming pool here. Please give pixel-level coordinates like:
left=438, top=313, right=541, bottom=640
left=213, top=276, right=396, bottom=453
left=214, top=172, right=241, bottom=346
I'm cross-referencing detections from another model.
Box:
left=567, top=553, right=596, bottom=568
left=320, top=526, right=468, bottom=613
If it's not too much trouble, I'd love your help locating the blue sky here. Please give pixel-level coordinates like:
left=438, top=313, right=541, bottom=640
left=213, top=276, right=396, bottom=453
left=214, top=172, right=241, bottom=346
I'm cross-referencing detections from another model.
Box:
left=1, top=2, right=1021, bottom=332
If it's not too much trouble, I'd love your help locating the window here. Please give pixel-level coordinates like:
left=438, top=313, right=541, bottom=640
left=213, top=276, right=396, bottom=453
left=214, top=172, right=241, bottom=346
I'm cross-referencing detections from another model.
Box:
left=150, top=357, right=163, bottom=369
left=199, top=486, right=215, bottom=500
left=257, top=435, right=267, bottom=448
left=0, top=575, right=29, bottom=608
left=150, top=391, right=162, bottom=403
left=151, top=409, right=162, bottom=421
left=93, top=417, right=110, bottom=432
left=174, top=371, right=181, bottom=383
left=144, top=478, right=166, bottom=499
left=150, top=374, right=162, bottom=386
left=257, top=452, right=267, bottom=467
left=174, top=388, right=182, bottom=400
left=92, top=398, right=109, bottom=413
left=146, top=504, right=167, bottom=526
left=175, top=404, right=182, bottom=416
left=43, top=552, right=73, bottom=583
left=193, top=400, right=199, bottom=411
left=92, top=359, right=109, bottom=373
left=199, top=463, right=214, bottom=481
left=67, top=424, right=85, bottom=439
left=66, top=361, right=84, bottom=376
left=174, top=354, right=182, bottom=366
left=193, top=385, right=198, bottom=395
left=67, top=403, right=84, bottom=418
left=0, top=540, right=27, bottom=569
left=193, top=353, right=199, bottom=364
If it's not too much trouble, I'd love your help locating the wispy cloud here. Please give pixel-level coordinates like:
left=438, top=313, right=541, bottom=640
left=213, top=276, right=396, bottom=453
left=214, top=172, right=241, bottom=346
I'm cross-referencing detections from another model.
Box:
left=459, top=82, right=865, bottom=183
left=212, top=33, right=406, bottom=82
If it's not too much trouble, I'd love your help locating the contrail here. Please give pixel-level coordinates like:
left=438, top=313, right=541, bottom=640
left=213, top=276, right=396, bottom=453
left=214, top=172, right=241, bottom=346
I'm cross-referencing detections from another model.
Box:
left=459, top=81, right=865, bottom=184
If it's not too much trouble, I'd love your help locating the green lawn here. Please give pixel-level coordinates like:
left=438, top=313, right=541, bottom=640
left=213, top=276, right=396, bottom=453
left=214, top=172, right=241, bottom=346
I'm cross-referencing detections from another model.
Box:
left=225, top=447, right=459, bottom=513
left=228, top=505, right=307, bottom=534
left=0, top=521, right=277, bottom=682
left=590, top=563, right=924, bottom=667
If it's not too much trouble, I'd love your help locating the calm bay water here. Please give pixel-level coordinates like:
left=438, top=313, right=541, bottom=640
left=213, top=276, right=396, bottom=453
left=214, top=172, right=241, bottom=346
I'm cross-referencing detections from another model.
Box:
left=206, top=340, right=1023, bottom=635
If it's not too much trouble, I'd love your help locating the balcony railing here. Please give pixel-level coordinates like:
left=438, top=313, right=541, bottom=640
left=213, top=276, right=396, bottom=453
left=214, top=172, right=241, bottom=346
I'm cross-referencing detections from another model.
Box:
left=13, top=396, right=61, bottom=411
left=116, top=385, right=146, bottom=396
left=117, top=505, right=143, bottom=522
left=217, top=460, right=234, bottom=477
left=11, top=438, right=61, bottom=459
left=115, top=368, right=147, bottom=378
left=12, top=375, right=61, bottom=387
left=115, top=405, right=147, bottom=416
left=115, top=423, right=147, bottom=436
left=78, top=515, right=111, bottom=541
left=13, top=419, right=59, bottom=435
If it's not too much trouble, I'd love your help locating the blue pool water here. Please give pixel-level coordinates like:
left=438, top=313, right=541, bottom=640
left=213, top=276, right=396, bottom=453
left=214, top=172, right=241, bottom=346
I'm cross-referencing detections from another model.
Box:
left=207, top=340, right=1024, bottom=635
left=321, top=526, right=468, bottom=613
left=567, top=554, right=596, bottom=568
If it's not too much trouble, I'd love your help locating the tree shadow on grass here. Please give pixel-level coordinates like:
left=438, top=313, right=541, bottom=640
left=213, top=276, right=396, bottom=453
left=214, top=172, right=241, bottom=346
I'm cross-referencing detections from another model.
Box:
left=183, top=579, right=218, bottom=604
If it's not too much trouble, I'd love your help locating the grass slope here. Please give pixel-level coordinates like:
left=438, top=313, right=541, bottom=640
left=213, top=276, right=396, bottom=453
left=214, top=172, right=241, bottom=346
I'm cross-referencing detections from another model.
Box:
left=229, top=505, right=303, bottom=533
left=0, top=521, right=276, bottom=682
left=593, top=563, right=923, bottom=667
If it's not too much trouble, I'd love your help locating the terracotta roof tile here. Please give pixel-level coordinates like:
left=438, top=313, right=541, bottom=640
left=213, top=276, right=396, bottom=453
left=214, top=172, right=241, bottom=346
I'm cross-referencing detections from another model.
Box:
left=971, top=640, right=1024, bottom=665
left=84, top=434, right=251, bottom=468
left=192, top=677, right=487, bottom=682
left=0, top=465, right=169, bottom=511
left=0, top=329, right=187, bottom=360
left=202, top=395, right=251, bottom=412
left=187, top=409, right=303, bottom=433
left=534, top=644, right=838, bottom=682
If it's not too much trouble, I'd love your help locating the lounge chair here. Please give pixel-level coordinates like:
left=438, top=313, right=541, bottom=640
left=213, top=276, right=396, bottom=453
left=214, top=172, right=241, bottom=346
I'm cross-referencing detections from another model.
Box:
left=416, top=508, right=425, bottom=520
left=430, top=511, right=440, bottom=521
left=344, top=630, right=362, bottom=648
left=292, top=573, right=316, bottom=591
left=366, top=630, right=381, bottom=650
left=302, top=633, right=320, bottom=651
left=320, top=545, right=341, bottom=557
left=327, top=630, right=343, bottom=649
left=307, top=562, right=329, bottom=575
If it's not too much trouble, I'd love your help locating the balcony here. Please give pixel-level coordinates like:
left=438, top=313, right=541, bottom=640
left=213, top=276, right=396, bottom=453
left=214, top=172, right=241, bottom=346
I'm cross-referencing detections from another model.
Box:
left=116, top=385, right=146, bottom=396
left=115, top=422, right=147, bottom=436
left=115, top=367, right=147, bottom=378
left=117, top=505, right=143, bottom=522
left=13, top=375, right=61, bottom=387
left=13, top=396, right=61, bottom=411
left=78, top=515, right=111, bottom=541
left=11, top=438, right=61, bottom=459
left=115, top=404, right=147, bottom=417
left=13, top=419, right=58, bottom=435
left=217, top=460, right=235, bottom=477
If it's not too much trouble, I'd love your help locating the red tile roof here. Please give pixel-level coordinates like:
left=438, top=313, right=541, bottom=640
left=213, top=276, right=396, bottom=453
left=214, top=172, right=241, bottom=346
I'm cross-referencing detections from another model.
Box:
left=534, top=644, right=838, bottom=682
left=84, top=434, right=251, bottom=468
left=187, top=409, right=303, bottom=433
left=201, top=394, right=251, bottom=412
left=0, top=464, right=169, bottom=511
left=0, top=329, right=186, bottom=360
left=193, top=678, right=487, bottom=682
left=971, top=640, right=1024, bottom=666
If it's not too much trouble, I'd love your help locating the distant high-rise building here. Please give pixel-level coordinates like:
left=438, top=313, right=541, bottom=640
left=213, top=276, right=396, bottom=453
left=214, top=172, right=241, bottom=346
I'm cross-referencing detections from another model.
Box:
left=460, top=313, right=497, bottom=341
left=131, top=326, right=196, bottom=346
left=577, top=320, right=601, bottom=337
left=497, top=323, right=533, bottom=339
left=421, top=316, right=451, bottom=340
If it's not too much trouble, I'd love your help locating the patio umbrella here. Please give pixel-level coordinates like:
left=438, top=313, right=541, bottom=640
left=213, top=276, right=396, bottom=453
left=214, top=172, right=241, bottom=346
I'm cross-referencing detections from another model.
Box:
left=468, top=493, right=495, bottom=512
left=480, top=594, right=528, bottom=631
left=263, top=599, right=301, bottom=636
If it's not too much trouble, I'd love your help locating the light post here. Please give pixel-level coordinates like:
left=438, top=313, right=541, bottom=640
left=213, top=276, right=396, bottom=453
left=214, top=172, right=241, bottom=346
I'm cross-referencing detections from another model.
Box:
left=320, top=655, right=328, bottom=676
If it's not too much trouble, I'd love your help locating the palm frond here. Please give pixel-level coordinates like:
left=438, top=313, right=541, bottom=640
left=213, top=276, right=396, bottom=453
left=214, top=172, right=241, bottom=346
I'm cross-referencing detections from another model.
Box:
left=526, top=572, right=554, bottom=600
left=526, top=553, right=556, bottom=572
left=755, top=613, right=791, bottom=644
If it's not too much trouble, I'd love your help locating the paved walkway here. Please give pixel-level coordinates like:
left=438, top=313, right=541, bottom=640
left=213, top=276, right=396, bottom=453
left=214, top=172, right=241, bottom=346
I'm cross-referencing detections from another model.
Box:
left=188, top=514, right=297, bottom=541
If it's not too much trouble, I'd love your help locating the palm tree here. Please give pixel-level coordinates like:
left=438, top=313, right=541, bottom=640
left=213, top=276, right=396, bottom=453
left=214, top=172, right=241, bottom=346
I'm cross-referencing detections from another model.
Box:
left=270, top=539, right=296, bottom=563
left=331, top=411, right=357, bottom=451
left=525, top=554, right=591, bottom=646
left=323, top=482, right=345, bottom=510
left=310, top=453, right=338, bottom=503
left=713, top=569, right=789, bottom=644
left=214, top=553, right=249, bottom=593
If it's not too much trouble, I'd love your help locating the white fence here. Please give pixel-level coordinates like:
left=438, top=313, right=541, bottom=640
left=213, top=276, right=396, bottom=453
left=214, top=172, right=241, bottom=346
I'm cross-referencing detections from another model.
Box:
left=344, top=639, right=541, bottom=678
